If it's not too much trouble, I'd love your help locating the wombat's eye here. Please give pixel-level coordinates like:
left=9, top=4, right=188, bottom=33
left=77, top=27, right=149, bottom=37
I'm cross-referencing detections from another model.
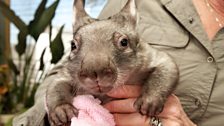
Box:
left=114, top=32, right=130, bottom=50
left=117, top=36, right=129, bottom=50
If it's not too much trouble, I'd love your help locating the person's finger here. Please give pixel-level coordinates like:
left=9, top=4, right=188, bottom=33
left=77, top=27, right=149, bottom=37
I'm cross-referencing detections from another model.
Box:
left=114, top=113, right=183, bottom=126
left=105, top=93, right=182, bottom=116
left=159, top=94, right=197, bottom=126
left=113, top=113, right=149, bottom=126
left=104, top=98, right=137, bottom=113
left=107, top=85, right=141, bottom=98
left=158, top=117, right=183, bottom=126
left=159, top=94, right=182, bottom=118
left=105, top=93, right=183, bottom=117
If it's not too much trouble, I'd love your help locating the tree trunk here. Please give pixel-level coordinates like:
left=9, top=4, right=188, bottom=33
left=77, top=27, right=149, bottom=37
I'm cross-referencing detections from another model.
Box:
left=0, top=0, right=10, bottom=65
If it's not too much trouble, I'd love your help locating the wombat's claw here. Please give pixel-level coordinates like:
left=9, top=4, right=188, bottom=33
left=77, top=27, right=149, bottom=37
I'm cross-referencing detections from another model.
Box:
left=49, top=104, right=78, bottom=126
left=134, top=95, right=165, bottom=116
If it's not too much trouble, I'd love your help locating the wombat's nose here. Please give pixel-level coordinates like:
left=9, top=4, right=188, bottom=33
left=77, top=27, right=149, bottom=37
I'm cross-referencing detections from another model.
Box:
left=78, top=67, right=116, bottom=85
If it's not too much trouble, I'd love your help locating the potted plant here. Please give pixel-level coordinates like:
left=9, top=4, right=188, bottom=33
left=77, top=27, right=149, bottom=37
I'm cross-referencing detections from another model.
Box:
left=0, top=0, right=65, bottom=125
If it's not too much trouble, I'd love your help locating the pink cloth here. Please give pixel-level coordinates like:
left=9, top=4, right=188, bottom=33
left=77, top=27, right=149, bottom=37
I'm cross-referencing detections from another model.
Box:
left=71, top=95, right=115, bottom=126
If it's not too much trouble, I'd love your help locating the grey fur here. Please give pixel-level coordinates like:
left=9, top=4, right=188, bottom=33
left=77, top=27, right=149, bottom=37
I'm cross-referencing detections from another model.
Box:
left=46, top=0, right=179, bottom=125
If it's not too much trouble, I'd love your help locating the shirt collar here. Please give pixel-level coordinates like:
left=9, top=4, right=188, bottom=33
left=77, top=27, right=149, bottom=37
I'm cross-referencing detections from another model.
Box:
left=161, top=0, right=214, bottom=55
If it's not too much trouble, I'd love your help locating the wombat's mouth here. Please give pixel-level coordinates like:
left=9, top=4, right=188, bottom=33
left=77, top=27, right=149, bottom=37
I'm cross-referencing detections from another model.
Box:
left=90, top=85, right=113, bottom=94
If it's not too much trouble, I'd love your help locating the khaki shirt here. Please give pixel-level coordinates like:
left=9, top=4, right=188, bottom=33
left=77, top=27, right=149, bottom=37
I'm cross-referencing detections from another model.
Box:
left=99, top=0, right=224, bottom=126
left=13, top=0, right=224, bottom=126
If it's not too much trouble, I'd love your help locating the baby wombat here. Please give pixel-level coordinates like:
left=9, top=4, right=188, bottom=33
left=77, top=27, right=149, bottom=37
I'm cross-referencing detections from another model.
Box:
left=46, top=0, right=179, bottom=125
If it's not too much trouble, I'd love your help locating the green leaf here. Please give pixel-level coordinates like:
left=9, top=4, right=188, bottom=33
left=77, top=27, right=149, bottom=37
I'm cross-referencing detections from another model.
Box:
left=34, top=0, right=47, bottom=20
left=29, top=0, right=60, bottom=40
left=8, top=59, right=19, bottom=75
left=39, top=48, right=46, bottom=70
left=0, top=1, right=28, bottom=34
left=50, top=25, right=64, bottom=64
left=29, top=0, right=47, bottom=31
left=25, top=82, right=39, bottom=108
left=15, top=31, right=27, bottom=56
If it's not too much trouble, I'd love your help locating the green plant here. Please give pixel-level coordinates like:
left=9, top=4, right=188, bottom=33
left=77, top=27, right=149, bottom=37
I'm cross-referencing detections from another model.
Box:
left=0, top=0, right=64, bottom=114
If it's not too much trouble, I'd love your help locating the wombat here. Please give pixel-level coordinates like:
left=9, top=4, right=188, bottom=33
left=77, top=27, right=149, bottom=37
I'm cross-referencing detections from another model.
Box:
left=46, top=0, right=179, bottom=125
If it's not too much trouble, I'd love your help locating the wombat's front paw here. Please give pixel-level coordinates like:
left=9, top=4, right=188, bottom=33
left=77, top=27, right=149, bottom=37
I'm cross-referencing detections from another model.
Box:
left=49, top=104, right=78, bottom=126
left=134, top=94, right=165, bottom=116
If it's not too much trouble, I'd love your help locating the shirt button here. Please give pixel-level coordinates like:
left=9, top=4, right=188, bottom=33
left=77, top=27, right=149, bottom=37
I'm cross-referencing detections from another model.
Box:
left=188, top=17, right=194, bottom=24
left=195, top=99, right=201, bottom=107
left=207, top=56, right=214, bottom=62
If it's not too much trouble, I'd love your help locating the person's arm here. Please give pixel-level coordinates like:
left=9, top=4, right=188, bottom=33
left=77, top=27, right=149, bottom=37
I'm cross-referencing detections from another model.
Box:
left=104, top=85, right=197, bottom=126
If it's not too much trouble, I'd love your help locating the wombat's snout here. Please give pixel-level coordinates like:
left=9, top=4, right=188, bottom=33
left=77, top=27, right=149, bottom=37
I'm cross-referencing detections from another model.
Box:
left=78, top=68, right=115, bottom=83
left=77, top=54, right=117, bottom=93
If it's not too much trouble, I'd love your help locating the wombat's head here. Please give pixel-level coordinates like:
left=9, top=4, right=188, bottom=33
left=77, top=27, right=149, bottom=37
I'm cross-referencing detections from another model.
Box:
left=68, top=0, right=140, bottom=95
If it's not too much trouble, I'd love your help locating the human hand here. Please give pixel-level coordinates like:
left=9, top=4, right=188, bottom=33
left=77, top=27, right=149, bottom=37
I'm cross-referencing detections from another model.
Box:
left=104, top=85, right=197, bottom=126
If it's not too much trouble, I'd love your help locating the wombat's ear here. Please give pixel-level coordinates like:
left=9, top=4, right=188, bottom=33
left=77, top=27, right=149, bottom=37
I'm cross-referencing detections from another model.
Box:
left=73, top=0, right=96, bottom=33
left=121, top=0, right=136, bottom=18
left=112, top=0, right=137, bottom=26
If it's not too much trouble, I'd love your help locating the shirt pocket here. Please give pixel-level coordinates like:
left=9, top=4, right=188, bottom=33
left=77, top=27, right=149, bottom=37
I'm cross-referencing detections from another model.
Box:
left=138, top=20, right=190, bottom=66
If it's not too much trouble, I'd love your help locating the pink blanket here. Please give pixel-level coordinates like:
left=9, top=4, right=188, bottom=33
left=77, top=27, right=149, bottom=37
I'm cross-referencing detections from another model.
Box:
left=71, top=95, right=115, bottom=126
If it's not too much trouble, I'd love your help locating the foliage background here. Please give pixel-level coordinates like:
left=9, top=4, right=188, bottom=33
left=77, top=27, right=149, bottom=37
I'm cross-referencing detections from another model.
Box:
left=0, top=0, right=107, bottom=115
